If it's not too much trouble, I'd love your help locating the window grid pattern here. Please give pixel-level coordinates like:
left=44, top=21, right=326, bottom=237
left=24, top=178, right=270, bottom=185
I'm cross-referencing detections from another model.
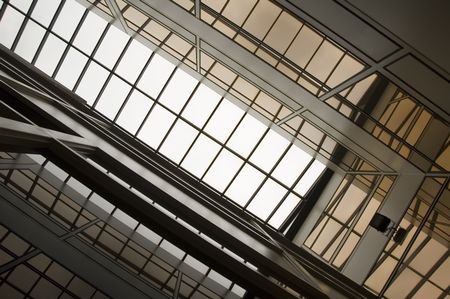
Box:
left=325, top=74, right=450, bottom=173
left=0, top=157, right=247, bottom=299
left=304, top=174, right=395, bottom=270
left=0, top=225, right=109, bottom=299
left=363, top=177, right=449, bottom=299
left=0, top=0, right=336, bottom=229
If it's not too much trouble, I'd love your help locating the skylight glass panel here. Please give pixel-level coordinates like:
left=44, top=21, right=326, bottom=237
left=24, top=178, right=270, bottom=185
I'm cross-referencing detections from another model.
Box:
left=137, top=53, right=175, bottom=99
left=75, top=62, right=109, bottom=105
left=306, top=40, right=343, bottom=82
left=94, top=25, right=129, bottom=69
left=55, top=47, right=88, bottom=89
left=203, top=149, right=243, bottom=192
left=268, top=194, right=301, bottom=228
left=73, top=12, right=107, bottom=55
left=158, top=68, right=198, bottom=114
left=285, top=26, right=322, bottom=68
left=204, top=99, right=245, bottom=143
left=9, top=0, right=32, bottom=13
left=225, top=164, right=265, bottom=207
left=294, top=160, right=326, bottom=196
left=95, top=75, right=131, bottom=120
left=116, top=90, right=154, bottom=134
left=35, top=34, right=66, bottom=76
left=52, top=0, right=85, bottom=41
left=30, top=0, right=60, bottom=27
left=272, top=145, right=312, bottom=187
left=116, top=39, right=153, bottom=83
left=159, top=119, right=198, bottom=164
left=0, top=6, right=24, bottom=48
left=14, top=20, right=45, bottom=62
left=247, top=179, right=287, bottom=220
left=226, top=113, right=267, bottom=158
left=137, top=104, right=176, bottom=149
left=249, top=129, right=290, bottom=172
left=181, top=84, right=222, bottom=128
left=181, top=134, right=221, bottom=178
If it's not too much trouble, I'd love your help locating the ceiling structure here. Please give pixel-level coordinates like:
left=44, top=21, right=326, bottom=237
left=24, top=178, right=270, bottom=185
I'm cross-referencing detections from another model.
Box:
left=0, top=0, right=448, bottom=298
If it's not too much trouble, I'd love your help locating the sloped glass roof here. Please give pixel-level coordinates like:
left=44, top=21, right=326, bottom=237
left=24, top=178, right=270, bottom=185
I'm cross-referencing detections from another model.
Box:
left=0, top=0, right=326, bottom=229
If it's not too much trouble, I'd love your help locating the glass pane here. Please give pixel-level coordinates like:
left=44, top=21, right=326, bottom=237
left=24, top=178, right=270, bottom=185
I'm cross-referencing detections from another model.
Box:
left=116, top=39, right=153, bottom=83
left=116, top=90, right=154, bottom=134
left=137, top=104, right=176, bottom=149
left=204, top=99, right=245, bottom=143
left=285, top=26, right=322, bottom=69
left=226, top=113, right=267, bottom=158
left=264, top=12, right=301, bottom=54
left=181, top=84, right=222, bottom=128
left=0, top=6, right=25, bottom=48
left=52, top=0, right=85, bottom=41
left=242, top=0, right=281, bottom=39
left=95, top=25, right=129, bottom=69
left=9, top=0, right=32, bottom=13
left=31, top=0, right=60, bottom=27
left=225, top=164, right=265, bottom=206
left=249, top=130, right=290, bottom=172
left=272, top=145, right=312, bottom=187
left=203, top=149, right=243, bottom=192
left=73, top=12, right=107, bottom=55
left=15, top=20, right=45, bottom=62
left=95, top=76, right=131, bottom=120
left=181, top=134, right=221, bottom=178
left=35, top=34, right=66, bottom=76
left=55, top=47, right=88, bottom=89
left=159, top=68, right=198, bottom=114
left=306, top=40, right=343, bottom=82
left=268, top=193, right=301, bottom=228
left=137, top=53, right=176, bottom=99
left=159, top=119, right=198, bottom=164
left=294, top=160, right=326, bottom=196
left=247, top=179, right=287, bottom=220
left=75, top=61, right=110, bottom=105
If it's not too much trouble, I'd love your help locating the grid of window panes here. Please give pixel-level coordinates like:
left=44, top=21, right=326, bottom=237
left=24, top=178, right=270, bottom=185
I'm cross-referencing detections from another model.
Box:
left=96, top=0, right=354, bottom=168
left=166, top=0, right=365, bottom=94
left=364, top=177, right=449, bottom=299
left=303, top=174, right=395, bottom=270
left=0, top=0, right=337, bottom=229
left=0, top=225, right=109, bottom=299
left=0, top=153, right=248, bottom=298
left=324, top=74, right=450, bottom=173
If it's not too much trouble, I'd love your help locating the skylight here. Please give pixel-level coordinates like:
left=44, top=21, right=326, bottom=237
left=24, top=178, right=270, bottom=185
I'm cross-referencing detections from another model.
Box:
left=0, top=0, right=327, bottom=229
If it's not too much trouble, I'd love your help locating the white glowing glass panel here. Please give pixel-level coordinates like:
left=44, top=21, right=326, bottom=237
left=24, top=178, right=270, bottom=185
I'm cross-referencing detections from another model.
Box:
left=15, top=20, right=45, bottom=62
left=294, top=160, right=326, bottom=196
left=184, top=255, right=208, bottom=274
left=0, top=6, right=25, bottom=48
left=31, top=0, right=60, bottom=27
left=181, top=84, right=222, bottom=128
left=52, top=0, right=85, bottom=41
left=9, top=0, right=32, bottom=13
left=247, top=179, right=287, bottom=220
left=73, top=12, right=107, bottom=55
left=95, top=76, right=131, bottom=120
left=75, top=62, right=109, bottom=105
left=268, top=194, right=301, bottom=228
left=116, top=90, right=153, bottom=134
left=159, top=68, right=198, bottom=114
left=272, top=145, right=312, bottom=187
left=181, top=134, right=221, bottom=178
left=227, top=113, right=267, bottom=158
left=249, top=130, right=289, bottom=172
left=137, top=104, right=176, bottom=149
left=55, top=47, right=87, bottom=89
left=208, top=270, right=232, bottom=288
left=137, top=53, right=175, bottom=98
left=159, top=120, right=198, bottom=164
left=116, top=39, right=153, bottom=83
left=160, top=240, right=185, bottom=259
left=204, top=99, right=245, bottom=143
left=35, top=34, right=66, bottom=76
left=203, top=149, right=243, bottom=192
left=95, top=25, right=129, bottom=69
left=225, top=164, right=265, bottom=207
